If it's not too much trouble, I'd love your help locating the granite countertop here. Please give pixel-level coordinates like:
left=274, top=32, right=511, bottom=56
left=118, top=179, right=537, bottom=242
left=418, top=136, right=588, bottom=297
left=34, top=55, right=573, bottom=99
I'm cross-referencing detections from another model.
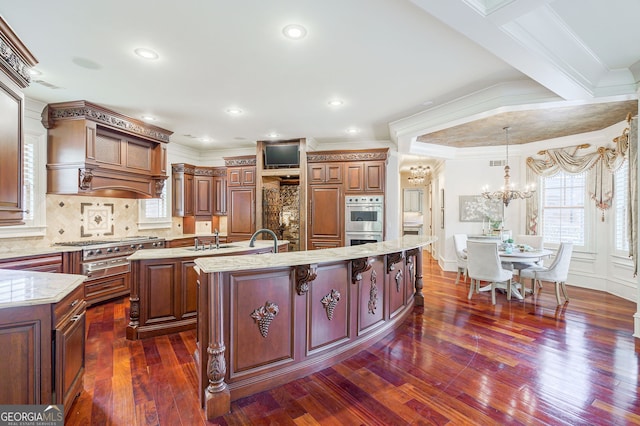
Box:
left=0, top=245, right=82, bottom=261
left=164, top=233, right=228, bottom=241
left=195, top=235, right=436, bottom=274
left=128, top=239, right=287, bottom=261
left=0, top=269, right=86, bottom=309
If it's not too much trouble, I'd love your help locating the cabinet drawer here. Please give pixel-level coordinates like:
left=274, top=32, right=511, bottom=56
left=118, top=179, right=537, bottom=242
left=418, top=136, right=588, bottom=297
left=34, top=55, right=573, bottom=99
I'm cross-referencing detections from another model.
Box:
left=84, top=274, right=129, bottom=303
left=53, top=284, right=85, bottom=327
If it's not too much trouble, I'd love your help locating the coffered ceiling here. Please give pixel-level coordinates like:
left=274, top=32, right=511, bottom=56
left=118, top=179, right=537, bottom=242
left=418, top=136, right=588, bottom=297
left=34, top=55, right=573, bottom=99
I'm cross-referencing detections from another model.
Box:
left=1, top=0, right=638, bottom=152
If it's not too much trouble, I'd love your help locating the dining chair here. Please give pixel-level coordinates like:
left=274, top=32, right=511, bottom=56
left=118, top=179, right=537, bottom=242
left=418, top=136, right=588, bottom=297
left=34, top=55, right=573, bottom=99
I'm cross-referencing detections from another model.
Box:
left=466, top=240, right=514, bottom=305
left=519, top=242, right=573, bottom=304
left=453, top=234, right=468, bottom=284
left=512, top=234, right=545, bottom=275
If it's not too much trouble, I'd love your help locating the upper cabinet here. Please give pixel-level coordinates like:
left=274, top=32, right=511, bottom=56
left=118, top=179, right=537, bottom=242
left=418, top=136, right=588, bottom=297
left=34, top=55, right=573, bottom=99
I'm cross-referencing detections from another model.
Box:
left=0, top=17, right=38, bottom=226
left=225, top=156, right=256, bottom=242
left=172, top=165, right=226, bottom=218
left=42, top=100, right=172, bottom=199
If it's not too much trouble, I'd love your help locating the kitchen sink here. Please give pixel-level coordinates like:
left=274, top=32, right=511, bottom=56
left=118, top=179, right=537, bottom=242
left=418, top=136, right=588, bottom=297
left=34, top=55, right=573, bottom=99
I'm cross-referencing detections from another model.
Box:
left=186, top=244, right=236, bottom=251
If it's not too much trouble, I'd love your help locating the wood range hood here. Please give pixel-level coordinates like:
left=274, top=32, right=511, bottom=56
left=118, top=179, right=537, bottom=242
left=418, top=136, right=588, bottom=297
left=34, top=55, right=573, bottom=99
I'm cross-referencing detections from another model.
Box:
left=43, top=100, right=172, bottom=199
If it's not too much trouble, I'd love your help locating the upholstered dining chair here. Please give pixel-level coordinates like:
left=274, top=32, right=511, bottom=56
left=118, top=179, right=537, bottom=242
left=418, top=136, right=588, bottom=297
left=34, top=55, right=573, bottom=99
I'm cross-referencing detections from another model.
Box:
left=519, top=242, right=573, bottom=304
left=453, top=234, right=468, bottom=284
left=512, top=234, right=545, bottom=274
left=466, top=240, right=513, bottom=305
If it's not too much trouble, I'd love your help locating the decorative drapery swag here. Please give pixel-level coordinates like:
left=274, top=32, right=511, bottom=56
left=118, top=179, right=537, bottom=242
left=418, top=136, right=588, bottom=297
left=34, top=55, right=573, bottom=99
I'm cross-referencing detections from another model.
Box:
left=525, top=114, right=638, bottom=275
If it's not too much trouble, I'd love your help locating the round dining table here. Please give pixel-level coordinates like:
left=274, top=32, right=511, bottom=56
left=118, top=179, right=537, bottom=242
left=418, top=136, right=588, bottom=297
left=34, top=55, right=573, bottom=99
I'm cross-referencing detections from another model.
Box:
left=479, top=248, right=554, bottom=300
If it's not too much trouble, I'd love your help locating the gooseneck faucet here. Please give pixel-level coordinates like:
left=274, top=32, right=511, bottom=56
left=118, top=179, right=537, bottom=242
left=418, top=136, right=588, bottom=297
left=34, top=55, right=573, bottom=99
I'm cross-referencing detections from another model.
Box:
left=214, top=228, right=220, bottom=249
left=249, top=228, right=279, bottom=253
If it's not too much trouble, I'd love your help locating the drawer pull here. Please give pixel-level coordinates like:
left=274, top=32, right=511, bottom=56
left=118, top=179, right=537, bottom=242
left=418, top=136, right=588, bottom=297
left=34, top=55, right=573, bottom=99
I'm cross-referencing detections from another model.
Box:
left=71, top=299, right=80, bottom=307
left=71, top=312, right=85, bottom=322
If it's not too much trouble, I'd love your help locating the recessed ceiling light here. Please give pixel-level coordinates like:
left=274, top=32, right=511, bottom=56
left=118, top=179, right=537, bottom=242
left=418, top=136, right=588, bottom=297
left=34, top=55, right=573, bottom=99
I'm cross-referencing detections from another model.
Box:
left=134, top=48, right=159, bottom=60
left=28, top=68, right=42, bottom=76
left=200, top=137, right=213, bottom=143
left=141, top=115, right=156, bottom=121
left=346, top=128, right=360, bottom=135
left=267, top=132, right=280, bottom=138
left=282, top=24, right=307, bottom=40
left=328, top=99, right=344, bottom=107
left=226, top=108, right=243, bottom=115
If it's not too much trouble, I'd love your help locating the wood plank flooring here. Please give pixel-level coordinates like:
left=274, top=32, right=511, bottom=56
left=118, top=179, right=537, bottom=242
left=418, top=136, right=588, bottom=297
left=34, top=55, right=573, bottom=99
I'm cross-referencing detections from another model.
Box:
left=66, top=257, right=640, bottom=425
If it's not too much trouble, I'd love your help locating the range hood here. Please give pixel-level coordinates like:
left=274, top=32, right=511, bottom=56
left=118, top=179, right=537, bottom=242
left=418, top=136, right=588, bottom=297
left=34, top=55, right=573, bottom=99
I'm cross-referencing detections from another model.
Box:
left=43, top=100, right=172, bottom=199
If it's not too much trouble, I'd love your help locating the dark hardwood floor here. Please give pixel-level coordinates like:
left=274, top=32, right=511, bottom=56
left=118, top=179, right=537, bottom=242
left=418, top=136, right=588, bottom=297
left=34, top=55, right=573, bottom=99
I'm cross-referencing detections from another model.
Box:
left=66, top=257, right=640, bottom=425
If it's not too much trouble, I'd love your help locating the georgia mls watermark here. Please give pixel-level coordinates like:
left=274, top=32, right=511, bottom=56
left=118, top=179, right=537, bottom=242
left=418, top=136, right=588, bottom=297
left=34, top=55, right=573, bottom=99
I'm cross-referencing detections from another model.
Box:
left=0, top=405, right=64, bottom=426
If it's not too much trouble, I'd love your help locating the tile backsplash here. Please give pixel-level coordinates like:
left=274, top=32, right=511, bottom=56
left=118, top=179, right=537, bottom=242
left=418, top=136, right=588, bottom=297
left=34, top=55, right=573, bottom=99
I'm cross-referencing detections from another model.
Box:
left=0, top=194, right=188, bottom=251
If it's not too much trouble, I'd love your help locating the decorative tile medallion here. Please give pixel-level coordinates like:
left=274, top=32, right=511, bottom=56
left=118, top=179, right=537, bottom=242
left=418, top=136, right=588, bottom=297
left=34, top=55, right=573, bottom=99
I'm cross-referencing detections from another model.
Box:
left=80, top=202, right=114, bottom=237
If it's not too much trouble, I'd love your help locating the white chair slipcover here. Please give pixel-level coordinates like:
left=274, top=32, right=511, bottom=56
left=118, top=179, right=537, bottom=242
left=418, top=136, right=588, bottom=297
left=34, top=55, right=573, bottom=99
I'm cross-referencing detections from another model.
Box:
left=466, top=240, right=514, bottom=305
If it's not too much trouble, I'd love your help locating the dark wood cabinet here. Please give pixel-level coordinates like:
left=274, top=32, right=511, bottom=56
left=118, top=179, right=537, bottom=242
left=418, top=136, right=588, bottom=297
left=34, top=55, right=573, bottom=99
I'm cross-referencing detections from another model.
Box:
left=308, top=184, right=343, bottom=249
left=213, top=174, right=227, bottom=215
left=172, top=164, right=195, bottom=217
left=226, top=158, right=257, bottom=242
left=0, top=252, right=66, bottom=273
left=52, top=284, right=86, bottom=417
left=0, top=18, right=37, bottom=226
left=194, top=175, right=214, bottom=217
left=227, top=187, right=256, bottom=241
left=345, top=161, right=385, bottom=193
left=308, top=163, right=343, bottom=184
left=0, top=277, right=85, bottom=417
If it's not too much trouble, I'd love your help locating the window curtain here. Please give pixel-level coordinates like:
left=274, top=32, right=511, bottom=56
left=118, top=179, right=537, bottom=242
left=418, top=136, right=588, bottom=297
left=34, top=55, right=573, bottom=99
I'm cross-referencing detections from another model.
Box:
left=525, top=115, right=633, bottom=234
left=628, top=116, right=638, bottom=276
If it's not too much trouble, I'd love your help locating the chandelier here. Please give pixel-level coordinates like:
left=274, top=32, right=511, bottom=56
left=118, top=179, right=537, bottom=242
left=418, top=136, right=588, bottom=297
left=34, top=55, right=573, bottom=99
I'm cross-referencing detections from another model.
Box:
left=408, top=165, right=430, bottom=185
left=482, top=127, right=534, bottom=207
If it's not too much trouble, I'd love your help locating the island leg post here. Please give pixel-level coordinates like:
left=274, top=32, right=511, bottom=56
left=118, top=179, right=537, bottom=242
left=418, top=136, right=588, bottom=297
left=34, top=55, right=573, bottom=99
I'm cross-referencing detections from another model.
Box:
left=205, top=272, right=230, bottom=419
left=414, top=249, right=424, bottom=306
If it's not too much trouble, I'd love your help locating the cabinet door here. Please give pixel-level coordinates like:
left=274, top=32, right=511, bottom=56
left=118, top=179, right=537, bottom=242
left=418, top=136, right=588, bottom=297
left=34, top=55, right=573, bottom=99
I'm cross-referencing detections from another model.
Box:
left=308, top=185, right=343, bottom=242
left=227, top=187, right=256, bottom=241
left=0, top=82, right=24, bottom=226
left=241, top=167, right=256, bottom=185
left=172, top=170, right=194, bottom=217
left=308, top=164, right=326, bottom=184
left=213, top=176, right=227, bottom=215
left=325, top=163, right=343, bottom=183
left=55, top=307, right=85, bottom=416
left=228, top=168, right=242, bottom=186
left=194, top=175, right=213, bottom=217
left=345, top=163, right=364, bottom=192
left=181, top=260, right=198, bottom=319
left=364, top=161, right=385, bottom=192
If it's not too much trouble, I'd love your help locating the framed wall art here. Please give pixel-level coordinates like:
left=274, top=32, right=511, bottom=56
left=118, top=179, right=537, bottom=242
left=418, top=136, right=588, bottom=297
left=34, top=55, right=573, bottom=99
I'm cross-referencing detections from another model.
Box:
left=459, top=195, right=502, bottom=223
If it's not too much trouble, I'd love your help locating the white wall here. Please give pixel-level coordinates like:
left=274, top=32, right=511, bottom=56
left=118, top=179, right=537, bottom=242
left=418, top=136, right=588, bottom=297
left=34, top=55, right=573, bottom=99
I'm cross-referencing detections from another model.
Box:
left=435, top=120, right=637, bottom=302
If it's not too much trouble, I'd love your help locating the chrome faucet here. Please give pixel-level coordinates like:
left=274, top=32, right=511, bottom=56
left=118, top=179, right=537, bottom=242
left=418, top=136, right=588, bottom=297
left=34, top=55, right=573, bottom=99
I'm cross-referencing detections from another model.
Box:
left=214, top=228, right=220, bottom=249
left=194, top=237, right=200, bottom=251
left=249, top=228, right=278, bottom=253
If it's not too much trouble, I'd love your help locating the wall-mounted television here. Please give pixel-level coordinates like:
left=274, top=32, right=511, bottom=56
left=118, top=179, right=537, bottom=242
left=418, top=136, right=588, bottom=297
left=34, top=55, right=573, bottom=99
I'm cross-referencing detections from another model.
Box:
left=264, top=144, right=300, bottom=168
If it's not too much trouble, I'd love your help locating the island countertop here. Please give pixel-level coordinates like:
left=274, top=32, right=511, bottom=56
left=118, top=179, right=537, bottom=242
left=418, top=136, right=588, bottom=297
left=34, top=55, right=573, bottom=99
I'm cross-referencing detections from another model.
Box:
left=195, top=235, right=436, bottom=273
left=0, top=269, right=86, bottom=309
left=127, top=239, right=288, bottom=261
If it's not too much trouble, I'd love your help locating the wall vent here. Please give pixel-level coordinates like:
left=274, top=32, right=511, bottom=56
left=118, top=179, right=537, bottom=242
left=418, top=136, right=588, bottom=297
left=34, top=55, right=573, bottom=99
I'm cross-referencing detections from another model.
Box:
left=34, top=79, right=62, bottom=89
left=489, top=160, right=506, bottom=167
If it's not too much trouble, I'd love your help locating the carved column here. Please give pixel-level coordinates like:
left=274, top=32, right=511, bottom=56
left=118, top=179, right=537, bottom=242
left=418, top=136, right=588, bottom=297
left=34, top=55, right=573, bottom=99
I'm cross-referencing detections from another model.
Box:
left=406, top=248, right=423, bottom=306
left=205, top=272, right=230, bottom=419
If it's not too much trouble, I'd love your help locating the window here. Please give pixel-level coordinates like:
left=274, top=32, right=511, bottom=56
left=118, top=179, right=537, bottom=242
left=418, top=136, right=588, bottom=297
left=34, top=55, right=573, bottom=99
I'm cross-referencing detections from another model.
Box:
left=138, top=181, right=172, bottom=229
left=614, top=160, right=629, bottom=253
left=0, top=130, right=46, bottom=238
left=541, top=171, right=586, bottom=246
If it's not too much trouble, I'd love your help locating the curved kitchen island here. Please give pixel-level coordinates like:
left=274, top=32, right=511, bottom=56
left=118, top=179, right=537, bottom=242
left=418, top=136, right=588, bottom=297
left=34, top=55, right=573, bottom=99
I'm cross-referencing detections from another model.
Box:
left=126, top=240, right=287, bottom=340
left=194, top=235, right=435, bottom=419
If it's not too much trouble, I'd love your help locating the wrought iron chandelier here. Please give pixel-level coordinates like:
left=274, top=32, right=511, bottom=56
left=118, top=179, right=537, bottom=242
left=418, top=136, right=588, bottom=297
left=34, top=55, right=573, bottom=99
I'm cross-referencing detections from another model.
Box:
left=482, top=127, right=534, bottom=207
left=408, top=165, right=430, bottom=185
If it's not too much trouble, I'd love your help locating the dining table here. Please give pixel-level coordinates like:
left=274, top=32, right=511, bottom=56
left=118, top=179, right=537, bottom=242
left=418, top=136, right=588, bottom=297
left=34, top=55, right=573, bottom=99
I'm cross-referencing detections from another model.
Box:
left=478, top=248, right=554, bottom=300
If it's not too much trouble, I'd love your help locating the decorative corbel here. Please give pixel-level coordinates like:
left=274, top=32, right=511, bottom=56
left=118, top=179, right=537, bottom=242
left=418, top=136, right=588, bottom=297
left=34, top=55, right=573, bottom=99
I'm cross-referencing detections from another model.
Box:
left=154, top=179, right=166, bottom=197
left=79, top=168, right=93, bottom=190
left=295, top=264, right=318, bottom=295
left=386, top=251, right=404, bottom=273
left=352, top=257, right=374, bottom=284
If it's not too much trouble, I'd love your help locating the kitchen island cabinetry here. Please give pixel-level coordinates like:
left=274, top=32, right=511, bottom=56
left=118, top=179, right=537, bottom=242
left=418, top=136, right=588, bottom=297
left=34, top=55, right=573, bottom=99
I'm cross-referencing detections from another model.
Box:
left=0, top=250, right=78, bottom=274
left=126, top=240, right=287, bottom=340
left=194, top=235, right=433, bottom=419
left=0, top=269, right=86, bottom=417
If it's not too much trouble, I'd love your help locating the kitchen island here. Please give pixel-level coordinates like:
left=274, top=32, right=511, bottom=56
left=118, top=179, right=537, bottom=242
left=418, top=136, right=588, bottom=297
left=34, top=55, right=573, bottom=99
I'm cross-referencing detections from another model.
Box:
left=126, top=239, right=287, bottom=340
left=194, top=235, right=435, bottom=419
left=0, top=269, right=86, bottom=415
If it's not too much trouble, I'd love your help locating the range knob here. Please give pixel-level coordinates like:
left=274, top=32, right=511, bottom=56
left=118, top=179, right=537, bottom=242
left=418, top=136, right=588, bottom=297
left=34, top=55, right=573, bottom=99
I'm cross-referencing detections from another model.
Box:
left=106, top=248, right=113, bottom=253
left=87, top=250, right=94, bottom=256
left=152, top=242, right=160, bottom=247
left=95, top=249, right=102, bottom=255
left=114, top=247, right=120, bottom=252
left=130, top=244, right=136, bottom=249
left=138, top=244, right=144, bottom=249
